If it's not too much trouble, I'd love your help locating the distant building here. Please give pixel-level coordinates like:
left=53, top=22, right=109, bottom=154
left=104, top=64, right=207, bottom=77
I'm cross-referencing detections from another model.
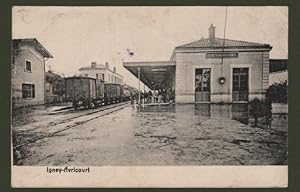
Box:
left=124, top=24, right=273, bottom=103
left=269, top=59, right=288, bottom=85
left=12, top=38, right=53, bottom=107
left=78, top=62, right=123, bottom=84
left=45, top=71, right=65, bottom=104
left=269, top=59, right=288, bottom=73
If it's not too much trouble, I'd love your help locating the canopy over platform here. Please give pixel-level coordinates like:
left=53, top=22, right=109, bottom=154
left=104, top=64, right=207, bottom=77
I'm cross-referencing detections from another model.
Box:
left=123, top=61, right=176, bottom=90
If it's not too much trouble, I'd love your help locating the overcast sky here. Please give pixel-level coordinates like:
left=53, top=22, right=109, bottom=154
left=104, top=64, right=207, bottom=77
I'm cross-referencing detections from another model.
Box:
left=12, top=6, right=288, bottom=88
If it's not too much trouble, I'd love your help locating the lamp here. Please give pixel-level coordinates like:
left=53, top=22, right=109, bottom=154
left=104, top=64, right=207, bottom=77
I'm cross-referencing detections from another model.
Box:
left=219, top=77, right=225, bottom=85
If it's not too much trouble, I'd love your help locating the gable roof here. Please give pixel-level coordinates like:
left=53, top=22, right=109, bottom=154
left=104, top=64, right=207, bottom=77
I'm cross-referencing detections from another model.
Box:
left=12, top=38, right=53, bottom=58
left=176, top=37, right=271, bottom=49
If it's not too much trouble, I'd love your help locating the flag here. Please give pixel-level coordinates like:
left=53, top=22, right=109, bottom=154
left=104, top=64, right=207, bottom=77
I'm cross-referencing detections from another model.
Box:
left=127, top=49, right=134, bottom=57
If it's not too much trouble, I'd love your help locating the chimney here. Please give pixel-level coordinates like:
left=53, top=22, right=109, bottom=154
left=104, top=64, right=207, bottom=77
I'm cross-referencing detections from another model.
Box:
left=208, top=24, right=216, bottom=41
left=91, top=61, right=96, bottom=68
left=113, top=67, right=116, bottom=73
left=105, top=62, right=109, bottom=69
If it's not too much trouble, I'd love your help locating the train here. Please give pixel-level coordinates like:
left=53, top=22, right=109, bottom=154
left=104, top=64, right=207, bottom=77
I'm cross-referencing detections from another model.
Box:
left=64, top=76, right=137, bottom=109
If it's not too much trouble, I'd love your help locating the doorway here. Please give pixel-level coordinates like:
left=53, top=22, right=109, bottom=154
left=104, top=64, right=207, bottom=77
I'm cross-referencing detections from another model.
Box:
left=232, top=68, right=249, bottom=102
left=195, top=68, right=211, bottom=102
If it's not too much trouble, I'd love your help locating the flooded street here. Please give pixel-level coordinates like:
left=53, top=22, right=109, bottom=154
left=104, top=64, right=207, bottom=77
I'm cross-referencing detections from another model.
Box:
left=14, top=103, right=288, bottom=166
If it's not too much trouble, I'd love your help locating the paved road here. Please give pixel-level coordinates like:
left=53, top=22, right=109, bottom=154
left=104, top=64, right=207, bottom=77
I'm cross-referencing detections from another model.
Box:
left=14, top=103, right=288, bottom=166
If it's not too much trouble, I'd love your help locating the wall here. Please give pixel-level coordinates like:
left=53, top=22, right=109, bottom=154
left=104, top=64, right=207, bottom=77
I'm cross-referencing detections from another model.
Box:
left=12, top=44, right=45, bottom=107
left=79, top=68, right=123, bottom=84
left=79, top=68, right=105, bottom=79
left=175, top=50, right=269, bottom=103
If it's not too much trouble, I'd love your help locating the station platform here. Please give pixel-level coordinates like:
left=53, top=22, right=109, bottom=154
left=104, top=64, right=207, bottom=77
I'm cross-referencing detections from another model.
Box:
left=137, top=102, right=173, bottom=106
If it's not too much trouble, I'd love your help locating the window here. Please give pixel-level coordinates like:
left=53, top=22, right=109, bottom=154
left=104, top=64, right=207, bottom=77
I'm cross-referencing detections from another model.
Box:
left=22, top=83, right=35, bottom=98
left=96, top=73, right=105, bottom=80
left=25, top=60, right=32, bottom=72
left=84, top=74, right=88, bottom=77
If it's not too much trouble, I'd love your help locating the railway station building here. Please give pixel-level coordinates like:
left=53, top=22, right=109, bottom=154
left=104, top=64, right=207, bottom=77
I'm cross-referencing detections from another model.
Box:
left=124, top=25, right=272, bottom=103
left=79, top=62, right=124, bottom=84
left=12, top=38, right=53, bottom=107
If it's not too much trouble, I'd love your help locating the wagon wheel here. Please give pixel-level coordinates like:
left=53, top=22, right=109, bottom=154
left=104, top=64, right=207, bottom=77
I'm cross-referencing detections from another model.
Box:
left=89, top=101, right=94, bottom=109
left=73, top=101, right=78, bottom=110
left=93, top=101, right=99, bottom=108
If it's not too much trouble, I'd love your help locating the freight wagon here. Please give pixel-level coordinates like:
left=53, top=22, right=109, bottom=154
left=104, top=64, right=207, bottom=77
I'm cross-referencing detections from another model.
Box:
left=65, top=77, right=101, bottom=109
left=122, top=84, right=138, bottom=102
left=65, top=77, right=131, bottom=109
left=104, top=83, right=122, bottom=105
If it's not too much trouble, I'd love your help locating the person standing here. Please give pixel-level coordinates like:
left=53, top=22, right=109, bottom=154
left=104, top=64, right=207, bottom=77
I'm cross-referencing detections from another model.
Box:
left=158, top=89, right=162, bottom=104
left=148, top=90, right=152, bottom=103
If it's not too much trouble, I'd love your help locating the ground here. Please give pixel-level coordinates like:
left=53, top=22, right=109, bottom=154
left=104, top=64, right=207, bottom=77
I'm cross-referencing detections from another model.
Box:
left=12, top=102, right=288, bottom=166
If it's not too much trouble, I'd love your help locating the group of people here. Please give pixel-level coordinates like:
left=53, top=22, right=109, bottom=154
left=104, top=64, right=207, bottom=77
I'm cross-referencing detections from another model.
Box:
left=131, top=89, right=175, bottom=104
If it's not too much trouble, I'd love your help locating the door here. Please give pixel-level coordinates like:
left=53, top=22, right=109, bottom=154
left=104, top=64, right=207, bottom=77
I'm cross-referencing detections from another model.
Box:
left=195, top=68, right=211, bottom=102
left=232, top=68, right=249, bottom=102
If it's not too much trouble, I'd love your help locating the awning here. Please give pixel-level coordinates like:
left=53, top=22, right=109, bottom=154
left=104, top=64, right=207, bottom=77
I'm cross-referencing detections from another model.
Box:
left=123, top=61, right=175, bottom=90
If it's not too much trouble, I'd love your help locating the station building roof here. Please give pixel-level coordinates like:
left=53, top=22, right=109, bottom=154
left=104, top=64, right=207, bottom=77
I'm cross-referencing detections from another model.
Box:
left=176, top=37, right=271, bottom=49
left=123, top=61, right=175, bottom=90
left=170, top=37, right=272, bottom=60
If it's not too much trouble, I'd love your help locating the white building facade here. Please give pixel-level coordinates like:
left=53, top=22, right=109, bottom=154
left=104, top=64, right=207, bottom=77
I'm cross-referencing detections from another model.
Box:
left=79, top=62, right=123, bottom=84
left=12, top=38, right=53, bottom=107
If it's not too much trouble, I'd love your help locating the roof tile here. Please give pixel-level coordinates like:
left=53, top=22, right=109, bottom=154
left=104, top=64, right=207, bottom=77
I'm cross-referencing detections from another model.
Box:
left=177, top=38, right=271, bottom=49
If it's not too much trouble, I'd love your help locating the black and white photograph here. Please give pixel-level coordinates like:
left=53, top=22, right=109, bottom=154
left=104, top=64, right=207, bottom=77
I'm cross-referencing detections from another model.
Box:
left=11, top=6, right=288, bottom=187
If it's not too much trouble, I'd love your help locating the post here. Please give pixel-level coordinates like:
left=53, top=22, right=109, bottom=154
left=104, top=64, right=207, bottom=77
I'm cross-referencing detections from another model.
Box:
left=138, top=67, right=141, bottom=106
left=143, top=82, right=145, bottom=106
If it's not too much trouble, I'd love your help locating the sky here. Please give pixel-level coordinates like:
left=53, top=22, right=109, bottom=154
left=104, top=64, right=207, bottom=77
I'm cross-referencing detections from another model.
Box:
left=12, top=6, right=288, bottom=89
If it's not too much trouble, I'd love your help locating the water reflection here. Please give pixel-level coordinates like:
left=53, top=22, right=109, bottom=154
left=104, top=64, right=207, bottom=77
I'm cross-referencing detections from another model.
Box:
left=231, top=104, right=249, bottom=125
left=136, top=103, right=287, bottom=131
left=193, top=103, right=287, bottom=130
left=136, top=104, right=176, bottom=113
left=194, top=103, right=210, bottom=116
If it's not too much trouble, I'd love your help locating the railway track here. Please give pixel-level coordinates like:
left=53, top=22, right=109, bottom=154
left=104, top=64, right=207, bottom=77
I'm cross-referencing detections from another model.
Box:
left=13, top=102, right=130, bottom=149
left=17, top=101, right=130, bottom=133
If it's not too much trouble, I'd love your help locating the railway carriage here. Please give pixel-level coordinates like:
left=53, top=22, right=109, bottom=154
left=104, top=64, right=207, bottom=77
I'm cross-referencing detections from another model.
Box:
left=104, top=83, right=122, bottom=104
left=94, top=79, right=105, bottom=107
left=65, top=76, right=134, bottom=109
left=122, top=84, right=138, bottom=102
left=65, top=77, right=99, bottom=109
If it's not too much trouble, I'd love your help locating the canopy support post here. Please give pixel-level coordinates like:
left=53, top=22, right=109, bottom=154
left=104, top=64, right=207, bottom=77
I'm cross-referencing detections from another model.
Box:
left=138, top=67, right=141, bottom=106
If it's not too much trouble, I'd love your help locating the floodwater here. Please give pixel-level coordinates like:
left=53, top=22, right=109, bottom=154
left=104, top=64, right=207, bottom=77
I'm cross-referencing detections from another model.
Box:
left=137, top=103, right=288, bottom=132
left=132, top=103, right=288, bottom=165
left=16, top=103, right=288, bottom=166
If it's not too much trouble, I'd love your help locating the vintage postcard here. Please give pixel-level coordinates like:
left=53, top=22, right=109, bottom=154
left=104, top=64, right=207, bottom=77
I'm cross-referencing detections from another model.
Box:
left=11, top=6, right=288, bottom=187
